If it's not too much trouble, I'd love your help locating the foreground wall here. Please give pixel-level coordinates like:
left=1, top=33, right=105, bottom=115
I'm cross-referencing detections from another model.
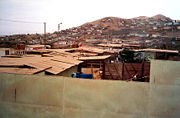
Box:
left=149, top=60, right=180, bottom=118
left=0, top=60, right=180, bottom=118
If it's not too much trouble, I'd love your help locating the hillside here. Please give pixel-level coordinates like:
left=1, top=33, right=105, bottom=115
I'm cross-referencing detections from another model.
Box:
left=59, top=14, right=173, bottom=40
left=0, top=14, right=174, bottom=47
left=81, top=14, right=172, bottom=31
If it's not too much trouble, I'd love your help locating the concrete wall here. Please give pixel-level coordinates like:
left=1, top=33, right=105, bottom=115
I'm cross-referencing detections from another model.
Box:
left=0, top=74, right=65, bottom=118
left=0, top=60, right=180, bottom=118
left=149, top=60, right=180, bottom=118
left=58, top=65, right=78, bottom=77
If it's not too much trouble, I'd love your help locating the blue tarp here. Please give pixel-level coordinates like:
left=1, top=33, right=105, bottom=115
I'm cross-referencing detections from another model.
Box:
left=72, top=73, right=93, bottom=79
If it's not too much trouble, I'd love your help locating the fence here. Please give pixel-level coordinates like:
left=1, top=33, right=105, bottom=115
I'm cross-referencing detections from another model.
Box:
left=104, top=62, right=150, bottom=81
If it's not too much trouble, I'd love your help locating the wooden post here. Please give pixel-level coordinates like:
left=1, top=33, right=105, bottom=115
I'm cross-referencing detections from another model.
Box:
left=102, top=60, right=105, bottom=79
left=91, top=64, right=94, bottom=79
left=44, top=22, right=46, bottom=45
left=141, top=61, right=144, bottom=77
left=124, top=63, right=131, bottom=80
left=122, top=62, right=124, bottom=80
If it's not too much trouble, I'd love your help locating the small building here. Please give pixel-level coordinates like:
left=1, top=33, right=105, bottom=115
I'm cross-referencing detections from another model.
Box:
left=0, top=53, right=83, bottom=77
left=0, top=48, right=15, bottom=58
left=134, top=49, right=179, bottom=61
left=78, top=55, right=111, bottom=79
left=97, top=43, right=141, bottom=50
left=44, top=56, right=83, bottom=77
left=26, top=45, right=46, bottom=51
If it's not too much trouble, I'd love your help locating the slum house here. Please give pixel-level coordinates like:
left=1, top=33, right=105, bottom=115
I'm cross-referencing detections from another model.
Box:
left=133, top=48, right=179, bottom=61
left=0, top=49, right=5, bottom=58
left=78, top=55, right=111, bottom=79
left=97, top=43, right=141, bottom=51
left=1, top=44, right=37, bottom=56
left=39, top=49, right=84, bottom=76
left=25, top=45, right=46, bottom=51
left=0, top=54, right=83, bottom=77
left=71, top=47, right=106, bottom=55
left=65, top=48, right=99, bottom=57
left=64, top=47, right=118, bottom=62
left=0, top=48, right=114, bottom=79
left=0, top=48, right=16, bottom=58
left=52, top=40, right=76, bottom=49
left=122, top=38, right=145, bottom=48
left=44, top=57, right=82, bottom=76
left=28, top=48, right=151, bottom=80
left=64, top=47, right=120, bottom=79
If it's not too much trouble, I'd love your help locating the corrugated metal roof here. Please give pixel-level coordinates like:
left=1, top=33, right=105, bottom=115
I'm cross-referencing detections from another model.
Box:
left=26, top=45, right=45, bottom=48
left=97, top=43, right=140, bottom=48
left=51, top=56, right=83, bottom=65
left=77, top=47, right=105, bottom=53
left=45, top=60, right=74, bottom=74
left=0, top=68, right=44, bottom=75
left=0, top=54, right=82, bottom=75
left=78, top=55, right=111, bottom=61
left=25, top=61, right=52, bottom=70
left=134, top=49, right=179, bottom=53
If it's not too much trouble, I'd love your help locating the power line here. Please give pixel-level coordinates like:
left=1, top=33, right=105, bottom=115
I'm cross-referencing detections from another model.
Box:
left=0, top=18, right=43, bottom=24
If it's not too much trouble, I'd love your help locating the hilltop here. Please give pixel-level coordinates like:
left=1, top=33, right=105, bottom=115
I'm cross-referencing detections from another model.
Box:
left=151, top=14, right=171, bottom=20
left=81, top=14, right=172, bottom=31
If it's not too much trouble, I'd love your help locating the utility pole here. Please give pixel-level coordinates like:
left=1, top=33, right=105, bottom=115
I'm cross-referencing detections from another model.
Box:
left=58, top=23, right=62, bottom=32
left=44, top=22, right=46, bottom=44
left=58, top=22, right=62, bottom=40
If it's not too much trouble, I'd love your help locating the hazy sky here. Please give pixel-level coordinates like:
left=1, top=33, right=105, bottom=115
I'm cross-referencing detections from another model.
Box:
left=0, top=0, right=180, bottom=35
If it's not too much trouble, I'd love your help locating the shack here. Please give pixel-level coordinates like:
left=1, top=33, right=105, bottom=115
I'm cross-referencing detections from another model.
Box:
left=26, top=45, right=46, bottom=51
left=97, top=43, right=141, bottom=50
left=78, top=55, right=111, bottom=79
left=0, top=54, right=82, bottom=77
left=133, top=48, right=179, bottom=61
